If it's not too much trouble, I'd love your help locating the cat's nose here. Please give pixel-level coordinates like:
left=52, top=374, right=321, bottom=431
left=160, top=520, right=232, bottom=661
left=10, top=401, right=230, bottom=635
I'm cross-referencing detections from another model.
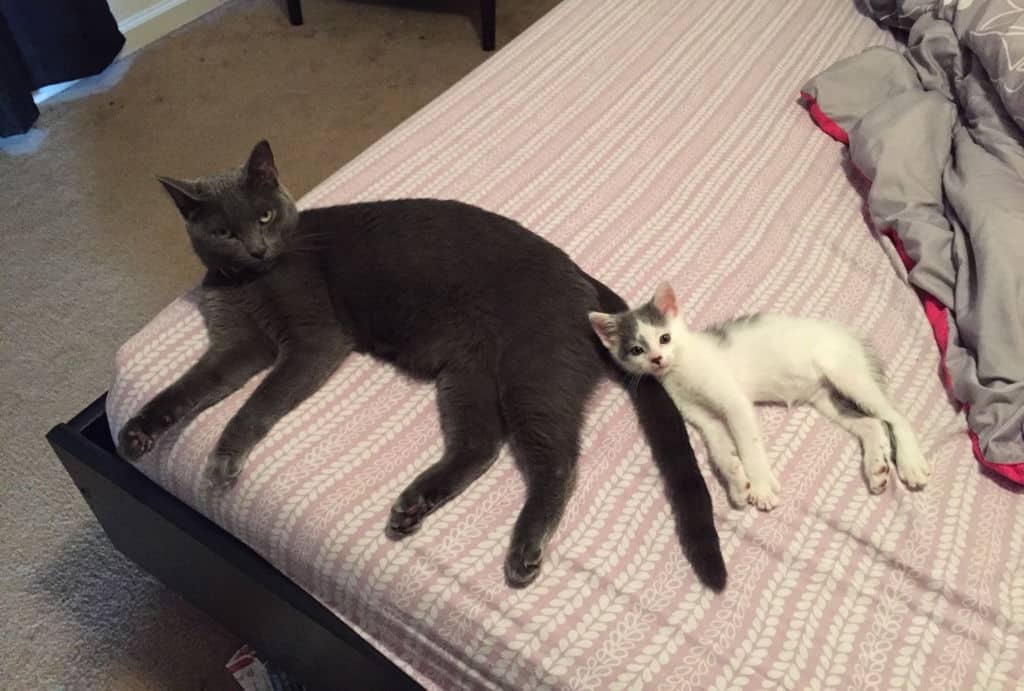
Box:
left=251, top=246, right=267, bottom=259
left=651, top=356, right=662, bottom=365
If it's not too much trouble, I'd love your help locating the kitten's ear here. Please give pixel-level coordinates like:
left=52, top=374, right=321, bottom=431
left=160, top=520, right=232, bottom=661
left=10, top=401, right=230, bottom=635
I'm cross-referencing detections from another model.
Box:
left=244, top=139, right=278, bottom=189
left=653, top=282, right=679, bottom=318
left=156, top=175, right=204, bottom=220
left=588, top=312, right=619, bottom=349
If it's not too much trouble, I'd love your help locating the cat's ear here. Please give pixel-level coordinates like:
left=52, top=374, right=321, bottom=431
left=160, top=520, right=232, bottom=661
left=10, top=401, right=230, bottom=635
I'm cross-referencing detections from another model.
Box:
left=244, top=139, right=278, bottom=189
left=653, top=282, right=678, bottom=318
left=588, top=312, right=619, bottom=349
left=156, top=175, right=204, bottom=221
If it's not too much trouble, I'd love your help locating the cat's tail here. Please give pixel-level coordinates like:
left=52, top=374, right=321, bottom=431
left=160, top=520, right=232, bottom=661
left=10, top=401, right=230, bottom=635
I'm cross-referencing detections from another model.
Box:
left=581, top=272, right=727, bottom=592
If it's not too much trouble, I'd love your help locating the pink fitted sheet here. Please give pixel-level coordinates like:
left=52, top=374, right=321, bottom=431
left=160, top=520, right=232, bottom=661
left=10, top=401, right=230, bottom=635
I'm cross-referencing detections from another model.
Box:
left=107, top=1, right=1024, bottom=688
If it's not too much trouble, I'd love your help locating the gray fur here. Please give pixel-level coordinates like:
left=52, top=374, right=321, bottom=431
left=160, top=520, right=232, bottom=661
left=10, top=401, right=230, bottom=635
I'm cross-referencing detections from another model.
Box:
left=704, top=313, right=762, bottom=344
left=635, top=301, right=667, bottom=327
left=607, top=300, right=667, bottom=360
left=118, top=141, right=726, bottom=591
left=827, top=384, right=870, bottom=418
left=613, top=312, right=639, bottom=361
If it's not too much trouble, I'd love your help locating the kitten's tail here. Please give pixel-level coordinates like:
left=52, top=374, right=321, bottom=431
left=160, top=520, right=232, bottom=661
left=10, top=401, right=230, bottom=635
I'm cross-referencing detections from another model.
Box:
left=582, top=272, right=727, bottom=592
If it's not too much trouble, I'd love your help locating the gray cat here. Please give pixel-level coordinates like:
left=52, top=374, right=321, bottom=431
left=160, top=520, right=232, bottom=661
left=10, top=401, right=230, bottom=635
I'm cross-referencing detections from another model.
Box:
left=118, top=141, right=726, bottom=590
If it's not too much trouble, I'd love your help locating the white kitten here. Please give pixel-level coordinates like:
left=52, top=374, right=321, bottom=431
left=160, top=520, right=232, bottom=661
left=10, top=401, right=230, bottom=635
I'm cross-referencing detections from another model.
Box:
left=590, top=283, right=930, bottom=510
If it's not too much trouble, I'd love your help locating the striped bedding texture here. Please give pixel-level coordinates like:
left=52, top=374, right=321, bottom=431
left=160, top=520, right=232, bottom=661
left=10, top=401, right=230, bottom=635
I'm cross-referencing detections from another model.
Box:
left=106, top=0, right=1024, bottom=688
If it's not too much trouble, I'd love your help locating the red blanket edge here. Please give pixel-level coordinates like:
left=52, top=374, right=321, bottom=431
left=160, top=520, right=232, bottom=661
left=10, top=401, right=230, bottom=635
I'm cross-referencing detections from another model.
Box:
left=799, top=91, right=1024, bottom=485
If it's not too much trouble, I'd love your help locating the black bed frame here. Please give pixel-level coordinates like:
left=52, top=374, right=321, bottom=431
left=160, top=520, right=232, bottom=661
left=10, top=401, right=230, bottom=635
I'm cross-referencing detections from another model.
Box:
left=46, top=395, right=423, bottom=691
left=285, top=0, right=499, bottom=51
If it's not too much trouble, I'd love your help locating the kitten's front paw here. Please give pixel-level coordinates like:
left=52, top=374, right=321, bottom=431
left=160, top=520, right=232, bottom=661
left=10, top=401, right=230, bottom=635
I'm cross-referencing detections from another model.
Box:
left=727, top=478, right=751, bottom=508
left=724, top=465, right=751, bottom=508
left=118, top=417, right=156, bottom=462
left=866, top=457, right=890, bottom=494
left=896, top=452, right=930, bottom=490
left=203, top=450, right=248, bottom=489
left=504, top=541, right=544, bottom=588
left=748, top=482, right=780, bottom=511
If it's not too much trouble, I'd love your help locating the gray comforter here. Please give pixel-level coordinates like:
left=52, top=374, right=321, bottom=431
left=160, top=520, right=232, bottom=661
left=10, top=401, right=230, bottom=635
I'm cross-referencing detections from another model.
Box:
left=803, top=0, right=1024, bottom=467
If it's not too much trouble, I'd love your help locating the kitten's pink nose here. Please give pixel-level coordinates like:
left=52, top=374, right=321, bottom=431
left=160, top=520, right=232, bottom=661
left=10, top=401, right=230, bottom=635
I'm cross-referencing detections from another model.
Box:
left=651, top=356, right=662, bottom=366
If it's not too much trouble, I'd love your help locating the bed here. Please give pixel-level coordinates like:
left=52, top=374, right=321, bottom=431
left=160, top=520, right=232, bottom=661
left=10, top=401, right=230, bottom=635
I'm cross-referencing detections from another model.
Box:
left=48, top=1, right=1024, bottom=689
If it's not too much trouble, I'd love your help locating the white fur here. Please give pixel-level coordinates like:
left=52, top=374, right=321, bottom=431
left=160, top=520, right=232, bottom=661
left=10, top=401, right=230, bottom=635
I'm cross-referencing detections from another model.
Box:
left=591, top=285, right=930, bottom=511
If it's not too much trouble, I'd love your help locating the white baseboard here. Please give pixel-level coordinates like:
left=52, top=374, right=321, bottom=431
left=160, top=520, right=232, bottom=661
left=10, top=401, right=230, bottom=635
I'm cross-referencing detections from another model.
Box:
left=118, top=0, right=229, bottom=56
left=33, top=0, right=228, bottom=105
left=33, top=82, right=78, bottom=104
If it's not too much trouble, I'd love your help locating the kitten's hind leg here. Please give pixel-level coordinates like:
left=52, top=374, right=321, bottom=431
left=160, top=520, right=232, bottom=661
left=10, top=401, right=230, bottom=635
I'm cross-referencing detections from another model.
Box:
left=822, top=366, right=930, bottom=490
left=679, top=404, right=750, bottom=508
left=811, top=390, right=892, bottom=494
left=387, top=369, right=505, bottom=538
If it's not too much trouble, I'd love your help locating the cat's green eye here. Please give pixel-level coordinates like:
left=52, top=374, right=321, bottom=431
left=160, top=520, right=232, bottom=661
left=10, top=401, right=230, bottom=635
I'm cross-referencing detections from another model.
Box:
left=258, top=209, right=275, bottom=224
left=660, top=334, right=671, bottom=344
left=629, top=345, right=645, bottom=356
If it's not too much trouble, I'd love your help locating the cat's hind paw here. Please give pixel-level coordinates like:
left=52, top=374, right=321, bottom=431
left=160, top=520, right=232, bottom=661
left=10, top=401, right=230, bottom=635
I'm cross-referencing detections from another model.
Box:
left=504, top=542, right=543, bottom=588
left=203, top=450, right=247, bottom=490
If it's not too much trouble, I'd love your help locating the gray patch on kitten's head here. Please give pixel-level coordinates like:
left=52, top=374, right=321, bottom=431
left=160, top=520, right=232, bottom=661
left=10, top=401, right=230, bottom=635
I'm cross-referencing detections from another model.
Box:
left=611, top=301, right=668, bottom=361
left=635, top=300, right=668, bottom=327
left=612, top=311, right=640, bottom=361
left=158, top=140, right=299, bottom=273
left=705, top=313, right=762, bottom=343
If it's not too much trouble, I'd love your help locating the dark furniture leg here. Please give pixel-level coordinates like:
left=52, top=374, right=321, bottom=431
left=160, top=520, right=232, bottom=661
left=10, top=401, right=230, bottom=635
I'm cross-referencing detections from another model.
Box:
left=47, top=395, right=422, bottom=691
left=287, top=0, right=303, bottom=26
left=481, top=0, right=496, bottom=51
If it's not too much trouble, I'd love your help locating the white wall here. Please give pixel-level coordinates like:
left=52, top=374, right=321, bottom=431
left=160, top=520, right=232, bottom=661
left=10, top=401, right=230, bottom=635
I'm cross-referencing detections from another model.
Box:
left=108, top=0, right=159, bottom=22
left=109, top=0, right=229, bottom=56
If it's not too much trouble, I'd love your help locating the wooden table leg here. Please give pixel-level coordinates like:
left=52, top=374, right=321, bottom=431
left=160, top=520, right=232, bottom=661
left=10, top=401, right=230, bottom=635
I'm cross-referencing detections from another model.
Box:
left=287, top=0, right=303, bottom=26
left=481, top=0, right=495, bottom=51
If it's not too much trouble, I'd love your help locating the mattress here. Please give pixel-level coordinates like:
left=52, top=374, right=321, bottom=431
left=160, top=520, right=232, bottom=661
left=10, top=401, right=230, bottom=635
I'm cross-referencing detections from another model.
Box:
left=107, top=0, right=1024, bottom=688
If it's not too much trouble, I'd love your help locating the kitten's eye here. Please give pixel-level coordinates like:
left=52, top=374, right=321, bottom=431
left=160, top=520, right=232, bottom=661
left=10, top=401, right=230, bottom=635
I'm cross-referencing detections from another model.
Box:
left=213, top=228, right=234, bottom=239
left=258, top=209, right=275, bottom=225
left=629, top=345, right=645, bottom=357
left=660, top=334, right=671, bottom=344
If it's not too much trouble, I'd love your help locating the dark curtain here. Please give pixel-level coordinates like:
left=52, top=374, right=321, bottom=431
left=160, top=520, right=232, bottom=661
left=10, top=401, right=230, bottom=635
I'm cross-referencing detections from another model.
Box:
left=0, top=0, right=125, bottom=137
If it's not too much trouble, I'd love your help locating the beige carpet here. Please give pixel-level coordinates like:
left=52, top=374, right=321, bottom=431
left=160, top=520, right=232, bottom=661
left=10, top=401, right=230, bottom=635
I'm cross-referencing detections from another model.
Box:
left=0, top=0, right=558, bottom=687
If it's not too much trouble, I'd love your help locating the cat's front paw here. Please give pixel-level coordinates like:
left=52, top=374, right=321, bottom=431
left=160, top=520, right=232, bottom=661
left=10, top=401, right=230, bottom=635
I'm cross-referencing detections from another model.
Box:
left=203, top=450, right=248, bottom=489
left=118, top=417, right=157, bottom=462
left=386, top=492, right=433, bottom=538
left=748, top=481, right=780, bottom=511
left=896, top=452, right=930, bottom=490
left=504, top=541, right=544, bottom=588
